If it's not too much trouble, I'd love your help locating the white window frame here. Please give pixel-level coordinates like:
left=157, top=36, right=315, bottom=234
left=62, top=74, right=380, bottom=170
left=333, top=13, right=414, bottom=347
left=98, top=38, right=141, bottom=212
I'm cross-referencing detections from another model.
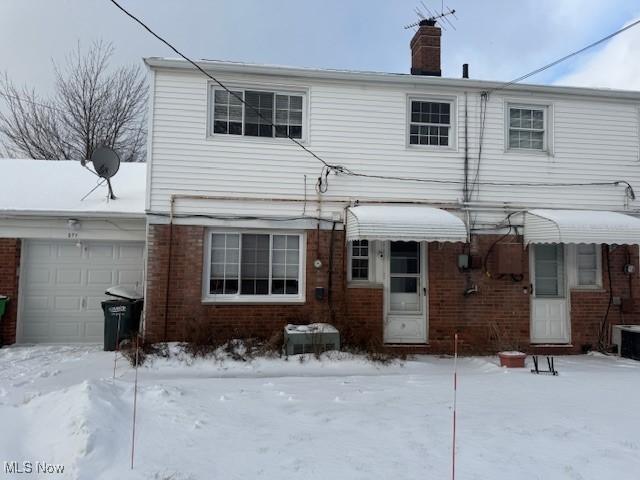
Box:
left=347, top=240, right=376, bottom=284
left=505, top=101, right=553, bottom=154
left=568, top=244, right=603, bottom=290
left=202, top=230, right=306, bottom=304
left=208, top=84, right=308, bottom=143
left=406, top=95, right=457, bottom=150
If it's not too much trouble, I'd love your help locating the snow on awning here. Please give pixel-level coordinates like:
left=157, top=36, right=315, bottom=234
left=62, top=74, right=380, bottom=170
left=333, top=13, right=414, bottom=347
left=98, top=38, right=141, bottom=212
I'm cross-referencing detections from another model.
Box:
left=524, top=209, right=640, bottom=245
left=346, top=205, right=467, bottom=242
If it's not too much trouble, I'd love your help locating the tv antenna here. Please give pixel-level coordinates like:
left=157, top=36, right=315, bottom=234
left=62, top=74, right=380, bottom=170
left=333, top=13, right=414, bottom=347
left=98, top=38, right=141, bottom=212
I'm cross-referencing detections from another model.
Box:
left=404, top=2, right=457, bottom=31
left=82, top=146, right=121, bottom=200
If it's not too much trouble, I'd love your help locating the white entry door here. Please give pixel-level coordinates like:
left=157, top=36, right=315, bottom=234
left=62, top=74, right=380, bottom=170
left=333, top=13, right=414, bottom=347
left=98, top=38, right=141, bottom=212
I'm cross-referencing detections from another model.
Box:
left=530, top=244, right=570, bottom=344
left=383, top=241, right=427, bottom=344
left=19, top=240, right=144, bottom=343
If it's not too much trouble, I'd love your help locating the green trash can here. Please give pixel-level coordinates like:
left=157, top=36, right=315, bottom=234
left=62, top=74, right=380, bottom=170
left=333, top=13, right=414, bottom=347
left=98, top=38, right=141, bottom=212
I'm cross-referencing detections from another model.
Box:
left=0, top=295, right=8, bottom=319
left=0, top=295, right=8, bottom=346
left=101, top=298, right=143, bottom=351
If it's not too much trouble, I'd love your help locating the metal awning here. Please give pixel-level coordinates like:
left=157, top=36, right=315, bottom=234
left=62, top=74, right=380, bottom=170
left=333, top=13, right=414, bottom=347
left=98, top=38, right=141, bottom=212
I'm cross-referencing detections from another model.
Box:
left=346, top=205, right=467, bottom=242
left=524, top=209, right=640, bottom=244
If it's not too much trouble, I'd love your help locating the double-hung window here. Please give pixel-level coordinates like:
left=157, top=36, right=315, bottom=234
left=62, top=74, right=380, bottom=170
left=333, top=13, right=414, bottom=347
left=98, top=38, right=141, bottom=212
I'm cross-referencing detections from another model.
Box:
left=211, top=88, right=304, bottom=139
left=508, top=105, right=546, bottom=150
left=349, top=240, right=370, bottom=281
left=575, top=244, right=602, bottom=288
left=206, top=231, right=304, bottom=301
left=409, top=99, right=453, bottom=147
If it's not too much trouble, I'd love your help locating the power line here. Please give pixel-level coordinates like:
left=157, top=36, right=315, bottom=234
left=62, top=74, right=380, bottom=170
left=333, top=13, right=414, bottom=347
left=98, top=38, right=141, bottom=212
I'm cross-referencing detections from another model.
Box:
left=108, top=0, right=637, bottom=197
left=0, top=90, right=66, bottom=114
left=108, top=0, right=338, bottom=173
left=489, top=17, right=640, bottom=93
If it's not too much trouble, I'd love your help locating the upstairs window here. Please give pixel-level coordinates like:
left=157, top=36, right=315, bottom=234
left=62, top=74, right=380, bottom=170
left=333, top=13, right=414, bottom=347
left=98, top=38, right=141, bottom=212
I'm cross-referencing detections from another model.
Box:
left=409, top=100, right=452, bottom=147
left=508, top=106, right=546, bottom=150
left=211, top=88, right=304, bottom=139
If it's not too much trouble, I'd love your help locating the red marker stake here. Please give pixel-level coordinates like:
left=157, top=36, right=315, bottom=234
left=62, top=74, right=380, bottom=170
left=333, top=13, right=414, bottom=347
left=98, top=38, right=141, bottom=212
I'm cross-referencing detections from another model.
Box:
left=452, top=333, right=458, bottom=480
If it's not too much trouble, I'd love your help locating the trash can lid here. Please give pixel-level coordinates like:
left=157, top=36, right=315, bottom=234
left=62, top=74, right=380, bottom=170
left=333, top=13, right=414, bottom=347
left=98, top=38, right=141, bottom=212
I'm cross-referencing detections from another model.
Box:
left=0, top=295, right=8, bottom=300
left=105, top=285, right=143, bottom=301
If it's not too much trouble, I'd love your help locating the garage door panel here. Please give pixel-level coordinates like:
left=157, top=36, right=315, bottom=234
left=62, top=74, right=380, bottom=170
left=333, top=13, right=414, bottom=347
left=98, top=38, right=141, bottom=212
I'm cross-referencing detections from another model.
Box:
left=53, top=295, right=82, bottom=311
left=86, top=295, right=106, bottom=312
left=117, top=270, right=143, bottom=286
left=87, top=269, right=114, bottom=285
left=22, top=295, right=51, bottom=312
left=25, top=268, right=52, bottom=285
left=119, top=244, right=144, bottom=259
left=88, top=244, right=116, bottom=260
left=55, top=269, right=83, bottom=285
left=20, top=240, right=144, bottom=343
left=56, top=243, right=84, bottom=259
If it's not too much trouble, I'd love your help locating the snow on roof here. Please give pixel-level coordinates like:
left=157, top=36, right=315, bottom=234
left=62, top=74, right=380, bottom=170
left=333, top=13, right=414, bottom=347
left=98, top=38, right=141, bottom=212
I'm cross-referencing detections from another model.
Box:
left=0, top=158, right=146, bottom=217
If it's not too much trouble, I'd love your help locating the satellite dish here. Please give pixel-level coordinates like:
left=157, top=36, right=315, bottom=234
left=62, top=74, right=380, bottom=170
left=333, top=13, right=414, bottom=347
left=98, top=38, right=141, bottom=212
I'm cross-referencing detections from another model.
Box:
left=91, top=146, right=121, bottom=179
left=90, top=147, right=120, bottom=200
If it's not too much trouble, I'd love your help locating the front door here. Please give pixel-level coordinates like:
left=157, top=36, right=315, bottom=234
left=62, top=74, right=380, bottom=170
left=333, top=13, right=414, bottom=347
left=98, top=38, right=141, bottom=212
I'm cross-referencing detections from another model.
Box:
left=530, top=244, right=570, bottom=344
left=384, top=241, right=427, bottom=344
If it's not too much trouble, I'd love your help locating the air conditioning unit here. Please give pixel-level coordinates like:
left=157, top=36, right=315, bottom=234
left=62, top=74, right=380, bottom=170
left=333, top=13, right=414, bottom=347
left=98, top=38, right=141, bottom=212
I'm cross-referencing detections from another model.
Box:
left=284, top=323, right=340, bottom=355
left=612, top=325, right=640, bottom=360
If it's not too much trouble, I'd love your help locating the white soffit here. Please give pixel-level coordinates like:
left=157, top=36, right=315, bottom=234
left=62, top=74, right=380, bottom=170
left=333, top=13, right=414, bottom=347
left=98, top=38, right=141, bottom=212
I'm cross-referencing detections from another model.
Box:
left=346, top=205, right=467, bottom=242
left=524, top=209, right=640, bottom=245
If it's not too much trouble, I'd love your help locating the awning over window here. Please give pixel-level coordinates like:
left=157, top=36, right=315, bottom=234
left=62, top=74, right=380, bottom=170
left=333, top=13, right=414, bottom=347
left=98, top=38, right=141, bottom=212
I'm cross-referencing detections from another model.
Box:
left=346, top=205, right=467, bottom=242
left=524, top=209, right=640, bottom=245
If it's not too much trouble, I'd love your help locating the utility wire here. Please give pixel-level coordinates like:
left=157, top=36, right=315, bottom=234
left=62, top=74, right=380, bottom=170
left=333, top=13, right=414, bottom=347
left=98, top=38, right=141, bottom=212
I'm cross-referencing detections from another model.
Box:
left=0, top=90, right=67, bottom=114
left=108, top=0, right=637, bottom=197
left=108, top=0, right=338, bottom=174
left=489, top=17, right=640, bottom=93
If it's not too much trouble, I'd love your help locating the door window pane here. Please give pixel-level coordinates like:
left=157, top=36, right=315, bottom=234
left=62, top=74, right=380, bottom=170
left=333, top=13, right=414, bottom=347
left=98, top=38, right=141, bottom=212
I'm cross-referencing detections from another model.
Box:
left=534, top=244, right=564, bottom=297
left=390, top=242, right=420, bottom=274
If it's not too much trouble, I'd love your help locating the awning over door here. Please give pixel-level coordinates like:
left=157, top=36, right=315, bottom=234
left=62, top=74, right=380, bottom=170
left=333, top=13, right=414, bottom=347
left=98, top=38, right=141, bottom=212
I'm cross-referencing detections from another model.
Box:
left=346, top=205, right=467, bottom=242
left=524, top=209, right=640, bottom=245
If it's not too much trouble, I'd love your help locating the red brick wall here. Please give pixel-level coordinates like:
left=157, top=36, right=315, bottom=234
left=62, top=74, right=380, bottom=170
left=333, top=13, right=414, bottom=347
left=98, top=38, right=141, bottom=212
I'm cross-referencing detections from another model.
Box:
left=0, top=239, right=20, bottom=345
left=144, top=226, right=640, bottom=354
left=144, top=224, right=347, bottom=343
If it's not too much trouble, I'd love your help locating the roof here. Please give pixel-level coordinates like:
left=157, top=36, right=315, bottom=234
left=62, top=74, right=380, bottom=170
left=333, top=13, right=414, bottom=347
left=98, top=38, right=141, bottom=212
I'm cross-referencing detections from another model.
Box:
left=144, top=57, right=640, bottom=101
left=524, top=209, right=640, bottom=245
left=346, top=205, right=467, bottom=242
left=0, top=159, right=146, bottom=217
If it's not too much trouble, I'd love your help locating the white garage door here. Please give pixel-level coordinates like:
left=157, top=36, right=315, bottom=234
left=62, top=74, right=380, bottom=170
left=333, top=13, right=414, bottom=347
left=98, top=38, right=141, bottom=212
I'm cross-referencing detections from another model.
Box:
left=20, top=240, right=144, bottom=343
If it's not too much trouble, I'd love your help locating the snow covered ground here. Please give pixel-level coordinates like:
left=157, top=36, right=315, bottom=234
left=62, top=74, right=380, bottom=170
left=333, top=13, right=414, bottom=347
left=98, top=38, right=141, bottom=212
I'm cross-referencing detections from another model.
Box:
left=1, top=345, right=639, bottom=480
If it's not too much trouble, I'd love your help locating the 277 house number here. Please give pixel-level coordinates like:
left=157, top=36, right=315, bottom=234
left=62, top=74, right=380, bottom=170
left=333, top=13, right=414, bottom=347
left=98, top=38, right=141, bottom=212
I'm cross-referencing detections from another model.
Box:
left=67, top=232, right=79, bottom=239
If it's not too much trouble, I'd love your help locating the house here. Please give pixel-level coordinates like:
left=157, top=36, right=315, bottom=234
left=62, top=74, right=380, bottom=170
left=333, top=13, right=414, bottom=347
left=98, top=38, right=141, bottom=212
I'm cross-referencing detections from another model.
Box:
left=141, top=20, right=640, bottom=354
left=0, top=159, right=146, bottom=344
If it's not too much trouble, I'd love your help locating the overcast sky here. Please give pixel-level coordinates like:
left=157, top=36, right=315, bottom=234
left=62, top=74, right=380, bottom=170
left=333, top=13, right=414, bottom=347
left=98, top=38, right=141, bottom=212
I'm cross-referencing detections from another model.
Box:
left=1, top=0, right=640, bottom=96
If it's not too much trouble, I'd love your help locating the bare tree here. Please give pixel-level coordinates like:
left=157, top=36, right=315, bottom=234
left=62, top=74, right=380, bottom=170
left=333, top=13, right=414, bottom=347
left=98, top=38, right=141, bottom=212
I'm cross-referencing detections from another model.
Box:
left=0, top=40, right=148, bottom=162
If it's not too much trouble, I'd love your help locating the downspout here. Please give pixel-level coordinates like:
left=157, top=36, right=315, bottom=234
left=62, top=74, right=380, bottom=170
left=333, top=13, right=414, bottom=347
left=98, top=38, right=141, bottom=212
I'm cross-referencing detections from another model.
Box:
left=163, top=195, right=175, bottom=342
left=464, top=91, right=471, bottom=243
left=328, top=221, right=336, bottom=321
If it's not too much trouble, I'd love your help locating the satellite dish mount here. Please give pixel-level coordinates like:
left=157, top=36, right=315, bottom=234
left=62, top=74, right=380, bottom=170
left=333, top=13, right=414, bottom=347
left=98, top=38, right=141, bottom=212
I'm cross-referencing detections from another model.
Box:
left=90, top=146, right=121, bottom=200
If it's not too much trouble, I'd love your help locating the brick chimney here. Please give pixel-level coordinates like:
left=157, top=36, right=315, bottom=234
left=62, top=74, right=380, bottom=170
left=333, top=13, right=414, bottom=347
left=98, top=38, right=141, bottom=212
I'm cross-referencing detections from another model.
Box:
left=410, top=19, right=441, bottom=76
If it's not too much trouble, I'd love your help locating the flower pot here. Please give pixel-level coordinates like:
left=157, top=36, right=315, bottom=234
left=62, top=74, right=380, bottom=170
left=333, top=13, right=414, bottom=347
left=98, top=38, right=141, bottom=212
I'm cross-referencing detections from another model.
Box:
left=498, top=351, right=527, bottom=368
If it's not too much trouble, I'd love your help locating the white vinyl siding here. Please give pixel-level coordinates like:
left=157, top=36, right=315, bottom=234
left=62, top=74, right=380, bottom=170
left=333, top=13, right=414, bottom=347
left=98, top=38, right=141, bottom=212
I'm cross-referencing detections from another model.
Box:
left=508, top=105, right=547, bottom=151
left=204, top=231, right=305, bottom=303
left=210, top=87, right=304, bottom=139
left=149, top=68, right=640, bottom=222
